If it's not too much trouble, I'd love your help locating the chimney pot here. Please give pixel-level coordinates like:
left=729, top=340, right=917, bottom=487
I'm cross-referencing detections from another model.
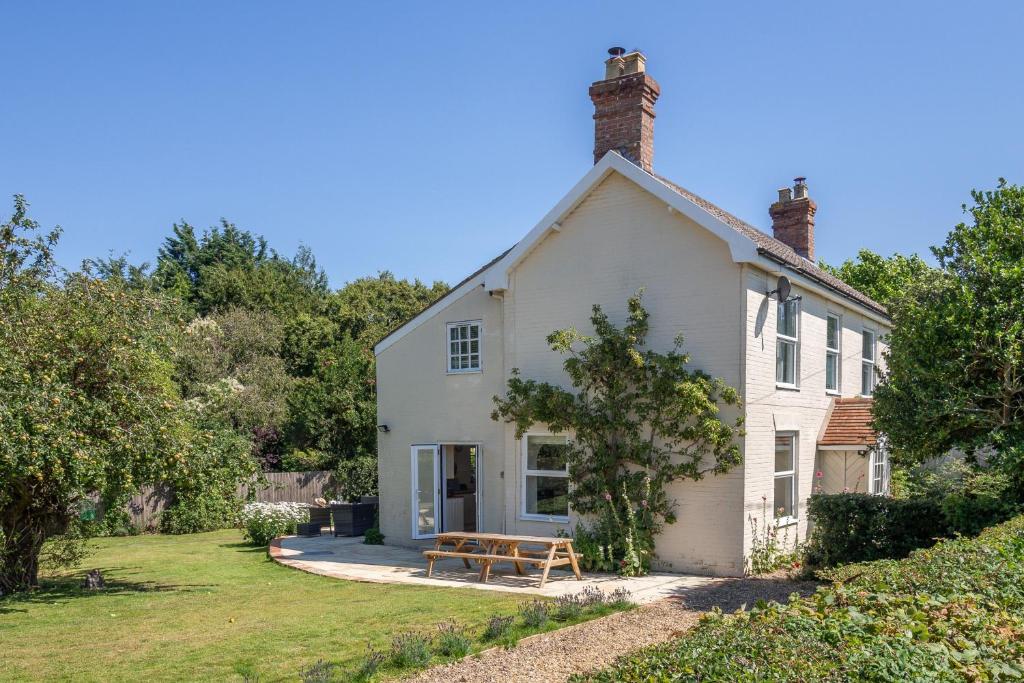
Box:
left=777, top=187, right=792, bottom=203
left=590, top=48, right=660, bottom=172
left=793, top=177, right=808, bottom=199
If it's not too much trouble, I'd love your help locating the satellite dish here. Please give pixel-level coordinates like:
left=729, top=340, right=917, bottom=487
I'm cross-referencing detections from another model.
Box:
left=773, top=275, right=792, bottom=301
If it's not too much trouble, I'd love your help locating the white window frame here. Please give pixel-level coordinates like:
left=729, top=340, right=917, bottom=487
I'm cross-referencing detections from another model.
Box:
left=825, top=313, right=841, bottom=395
left=520, top=433, right=570, bottom=523
left=446, top=320, right=482, bottom=374
left=868, top=448, right=890, bottom=495
left=774, top=433, right=798, bottom=526
left=861, top=328, right=876, bottom=396
left=776, top=298, right=800, bottom=389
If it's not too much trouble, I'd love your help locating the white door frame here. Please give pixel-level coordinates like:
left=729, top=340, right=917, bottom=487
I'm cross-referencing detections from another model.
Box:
left=438, top=442, right=483, bottom=534
left=411, top=442, right=483, bottom=538
left=410, top=444, right=441, bottom=540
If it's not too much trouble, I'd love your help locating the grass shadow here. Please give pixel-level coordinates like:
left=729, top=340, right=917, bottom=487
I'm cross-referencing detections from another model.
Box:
left=0, top=566, right=215, bottom=615
left=218, top=541, right=268, bottom=553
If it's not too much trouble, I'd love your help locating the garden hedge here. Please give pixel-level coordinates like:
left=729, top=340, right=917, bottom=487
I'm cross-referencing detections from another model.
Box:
left=576, top=514, right=1024, bottom=682
left=803, top=493, right=947, bottom=568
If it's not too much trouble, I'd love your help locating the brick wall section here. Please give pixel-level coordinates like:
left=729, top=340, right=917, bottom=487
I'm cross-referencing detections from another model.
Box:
left=589, top=72, right=660, bottom=173
left=769, top=195, right=817, bottom=260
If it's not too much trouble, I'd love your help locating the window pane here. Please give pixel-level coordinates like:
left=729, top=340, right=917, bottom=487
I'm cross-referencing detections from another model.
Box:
left=776, top=340, right=795, bottom=384
left=826, top=352, right=838, bottom=391
left=525, top=475, right=569, bottom=516
left=470, top=340, right=478, bottom=353
left=774, top=436, right=794, bottom=472
left=778, top=301, right=797, bottom=338
left=469, top=325, right=479, bottom=339
left=774, top=475, right=794, bottom=519
left=862, top=362, right=874, bottom=395
left=527, top=435, right=568, bottom=471
left=862, top=331, right=874, bottom=359
left=468, top=355, right=479, bottom=369
left=827, top=316, right=839, bottom=349
left=450, top=327, right=458, bottom=341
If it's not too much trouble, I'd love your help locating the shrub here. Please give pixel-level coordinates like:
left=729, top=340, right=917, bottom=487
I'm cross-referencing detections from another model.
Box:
left=481, top=615, right=514, bottom=641
left=298, top=659, right=336, bottom=683
left=328, top=456, right=378, bottom=503
left=387, top=633, right=431, bottom=669
left=746, top=496, right=800, bottom=575
left=350, top=647, right=384, bottom=682
left=518, top=600, right=550, bottom=628
left=281, top=449, right=332, bottom=472
left=239, top=502, right=309, bottom=546
left=607, top=587, right=634, bottom=608
left=577, top=514, right=1024, bottom=682
left=553, top=593, right=585, bottom=621
left=433, top=620, right=471, bottom=658
left=362, top=527, right=384, bottom=545
left=803, top=493, right=945, bottom=568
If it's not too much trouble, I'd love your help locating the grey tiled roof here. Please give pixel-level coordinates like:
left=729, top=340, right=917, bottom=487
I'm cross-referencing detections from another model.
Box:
left=654, top=175, right=888, bottom=317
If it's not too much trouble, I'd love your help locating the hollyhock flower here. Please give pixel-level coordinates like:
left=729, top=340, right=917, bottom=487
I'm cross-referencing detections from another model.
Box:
left=816, top=471, right=823, bottom=478
left=603, top=492, right=612, bottom=502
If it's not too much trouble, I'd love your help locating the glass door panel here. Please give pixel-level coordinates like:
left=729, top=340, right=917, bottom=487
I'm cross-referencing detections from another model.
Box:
left=412, top=445, right=439, bottom=538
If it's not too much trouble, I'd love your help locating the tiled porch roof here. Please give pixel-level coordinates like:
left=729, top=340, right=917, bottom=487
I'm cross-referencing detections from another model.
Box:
left=819, top=397, right=877, bottom=447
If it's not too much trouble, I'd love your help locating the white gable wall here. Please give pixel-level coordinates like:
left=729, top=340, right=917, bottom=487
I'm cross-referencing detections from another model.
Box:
left=375, top=284, right=506, bottom=546
left=503, top=172, right=747, bottom=575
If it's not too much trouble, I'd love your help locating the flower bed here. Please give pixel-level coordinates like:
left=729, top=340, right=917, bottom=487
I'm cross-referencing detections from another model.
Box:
left=576, top=514, right=1024, bottom=682
left=240, top=502, right=309, bottom=546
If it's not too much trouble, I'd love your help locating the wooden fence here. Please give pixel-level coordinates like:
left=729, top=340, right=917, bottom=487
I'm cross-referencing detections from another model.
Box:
left=124, top=470, right=335, bottom=530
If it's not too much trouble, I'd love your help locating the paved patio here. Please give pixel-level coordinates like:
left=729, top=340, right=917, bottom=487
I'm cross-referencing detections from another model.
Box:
left=270, top=534, right=718, bottom=603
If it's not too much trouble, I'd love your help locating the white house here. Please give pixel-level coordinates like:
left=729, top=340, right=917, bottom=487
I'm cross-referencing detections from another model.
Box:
left=373, top=49, right=890, bottom=576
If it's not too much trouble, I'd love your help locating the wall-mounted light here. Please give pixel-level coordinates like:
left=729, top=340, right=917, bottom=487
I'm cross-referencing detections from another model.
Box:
left=377, top=424, right=390, bottom=433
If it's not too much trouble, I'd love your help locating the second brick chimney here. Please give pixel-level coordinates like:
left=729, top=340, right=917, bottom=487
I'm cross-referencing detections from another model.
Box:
left=589, top=48, right=660, bottom=173
left=769, top=178, right=817, bottom=261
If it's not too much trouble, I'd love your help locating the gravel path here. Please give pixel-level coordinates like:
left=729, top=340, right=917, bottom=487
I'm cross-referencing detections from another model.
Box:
left=410, top=573, right=818, bottom=683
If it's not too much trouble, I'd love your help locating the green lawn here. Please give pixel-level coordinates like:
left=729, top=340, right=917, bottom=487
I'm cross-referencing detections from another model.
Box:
left=0, top=530, right=526, bottom=682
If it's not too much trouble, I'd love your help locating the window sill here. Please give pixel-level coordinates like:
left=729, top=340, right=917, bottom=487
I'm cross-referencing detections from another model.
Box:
left=519, top=514, right=570, bottom=524
left=775, top=516, right=798, bottom=528
left=775, top=383, right=800, bottom=392
left=446, top=369, right=482, bottom=376
left=826, top=390, right=841, bottom=396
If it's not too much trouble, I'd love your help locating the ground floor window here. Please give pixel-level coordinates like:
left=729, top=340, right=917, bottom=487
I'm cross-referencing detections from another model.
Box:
left=522, top=434, right=569, bottom=521
left=774, top=434, right=797, bottom=523
left=869, top=448, right=890, bottom=495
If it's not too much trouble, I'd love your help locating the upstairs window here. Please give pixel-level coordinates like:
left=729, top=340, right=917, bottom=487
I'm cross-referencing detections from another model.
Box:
left=776, top=299, right=800, bottom=387
left=861, top=329, right=876, bottom=395
left=826, top=313, right=841, bottom=394
left=447, top=321, right=482, bottom=373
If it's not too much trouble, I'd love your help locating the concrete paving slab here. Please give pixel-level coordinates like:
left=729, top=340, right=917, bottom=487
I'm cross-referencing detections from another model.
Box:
left=270, top=534, right=717, bottom=603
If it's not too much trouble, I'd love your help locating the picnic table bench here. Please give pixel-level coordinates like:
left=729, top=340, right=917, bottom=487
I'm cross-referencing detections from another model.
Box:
left=423, top=531, right=583, bottom=587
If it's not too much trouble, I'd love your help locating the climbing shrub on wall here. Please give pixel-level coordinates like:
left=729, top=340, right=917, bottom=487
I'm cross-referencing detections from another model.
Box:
left=492, top=291, right=744, bottom=575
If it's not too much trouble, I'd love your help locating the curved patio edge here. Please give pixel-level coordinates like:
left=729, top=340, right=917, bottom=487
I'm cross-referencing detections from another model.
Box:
left=268, top=533, right=718, bottom=602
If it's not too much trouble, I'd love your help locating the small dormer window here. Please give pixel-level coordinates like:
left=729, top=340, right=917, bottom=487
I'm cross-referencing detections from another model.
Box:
left=447, top=321, right=482, bottom=373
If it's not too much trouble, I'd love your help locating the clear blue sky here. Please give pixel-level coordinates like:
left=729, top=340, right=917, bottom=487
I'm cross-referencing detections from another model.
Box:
left=3, top=2, right=1022, bottom=289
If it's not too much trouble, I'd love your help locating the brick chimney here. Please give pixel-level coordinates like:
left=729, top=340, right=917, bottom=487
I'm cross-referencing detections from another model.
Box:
left=589, top=47, right=660, bottom=173
left=769, top=177, right=817, bottom=260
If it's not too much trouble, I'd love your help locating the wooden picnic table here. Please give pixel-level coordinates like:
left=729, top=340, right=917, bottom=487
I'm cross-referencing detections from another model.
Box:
left=423, top=531, right=583, bottom=587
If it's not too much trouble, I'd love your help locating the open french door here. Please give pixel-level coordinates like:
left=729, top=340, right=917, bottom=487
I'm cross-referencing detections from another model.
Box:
left=411, top=444, right=440, bottom=539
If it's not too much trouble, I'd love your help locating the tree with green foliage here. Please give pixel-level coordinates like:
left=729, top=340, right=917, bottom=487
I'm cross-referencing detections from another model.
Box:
left=874, top=180, right=1024, bottom=491
left=492, top=292, right=743, bottom=575
left=0, top=197, right=256, bottom=591
left=154, top=220, right=329, bottom=316
left=820, top=249, right=934, bottom=308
